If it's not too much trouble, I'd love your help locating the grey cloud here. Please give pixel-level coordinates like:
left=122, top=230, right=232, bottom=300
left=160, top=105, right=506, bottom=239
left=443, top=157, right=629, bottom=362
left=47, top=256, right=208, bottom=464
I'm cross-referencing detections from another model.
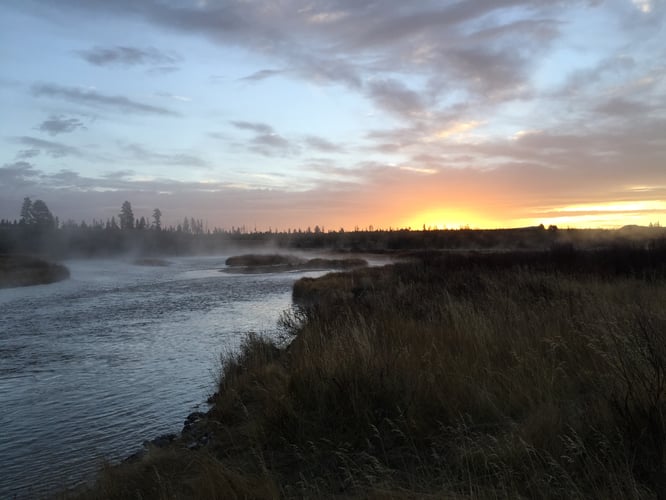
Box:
left=367, top=78, right=426, bottom=118
left=0, top=161, right=41, bottom=187
left=208, top=132, right=227, bottom=141
left=78, top=45, right=179, bottom=67
left=304, top=136, right=345, bottom=153
left=346, top=1, right=522, bottom=49
left=442, top=46, right=530, bottom=99
left=249, top=133, right=296, bottom=157
left=16, top=148, right=41, bottom=160
left=252, top=134, right=290, bottom=149
left=37, top=115, right=86, bottom=136
left=468, top=18, right=561, bottom=44
left=16, top=136, right=81, bottom=158
left=32, top=83, right=179, bottom=116
left=230, top=120, right=297, bottom=156
left=294, top=56, right=363, bottom=89
left=47, top=169, right=91, bottom=187
left=558, top=55, right=637, bottom=97
left=18, top=1, right=559, bottom=106
left=239, top=69, right=284, bottom=82
left=595, top=97, right=650, bottom=116
left=230, top=120, right=273, bottom=134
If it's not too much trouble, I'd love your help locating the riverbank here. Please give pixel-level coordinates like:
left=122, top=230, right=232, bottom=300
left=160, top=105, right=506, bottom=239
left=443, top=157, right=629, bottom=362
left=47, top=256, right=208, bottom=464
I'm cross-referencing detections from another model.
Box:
left=0, top=254, right=69, bottom=288
left=66, top=245, right=666, bottom=499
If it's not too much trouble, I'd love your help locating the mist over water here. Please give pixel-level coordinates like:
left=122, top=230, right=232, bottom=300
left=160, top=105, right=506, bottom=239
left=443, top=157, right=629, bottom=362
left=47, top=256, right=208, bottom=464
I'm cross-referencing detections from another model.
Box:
left=0, top=256, right=319, bottom=498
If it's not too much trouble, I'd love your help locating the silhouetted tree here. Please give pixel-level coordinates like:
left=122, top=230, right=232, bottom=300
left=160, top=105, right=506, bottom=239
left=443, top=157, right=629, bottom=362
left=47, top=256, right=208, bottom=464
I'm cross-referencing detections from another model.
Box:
left=136, top=216, right=147, bottom=230
left=152, top=208, right=162, bottom=230
left=108, top=216, right=119, bottom=230
left=31, top=200, right=55, bottom=229
left=119, top=201, right=134, bottom=230
left=20, top=197, right=34, bottom=225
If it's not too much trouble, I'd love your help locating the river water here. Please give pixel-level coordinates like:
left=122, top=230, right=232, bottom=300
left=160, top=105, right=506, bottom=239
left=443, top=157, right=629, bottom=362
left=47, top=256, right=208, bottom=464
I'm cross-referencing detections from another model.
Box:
left=0, top=256, right=320, bottom=498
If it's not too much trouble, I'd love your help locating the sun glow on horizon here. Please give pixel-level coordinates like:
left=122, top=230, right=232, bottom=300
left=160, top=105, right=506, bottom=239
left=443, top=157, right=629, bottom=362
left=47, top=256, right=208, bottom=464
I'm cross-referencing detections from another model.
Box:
left=395, top=199, right=666, bottom=232
left=524, top=200, right=666, bottom=229
left=400, top=208, right=502, bottom=230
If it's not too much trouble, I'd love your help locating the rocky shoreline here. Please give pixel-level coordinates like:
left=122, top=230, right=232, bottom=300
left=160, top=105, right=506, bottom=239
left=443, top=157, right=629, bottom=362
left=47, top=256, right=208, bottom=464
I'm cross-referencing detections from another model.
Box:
left=122, top=409, right=213, bottom=465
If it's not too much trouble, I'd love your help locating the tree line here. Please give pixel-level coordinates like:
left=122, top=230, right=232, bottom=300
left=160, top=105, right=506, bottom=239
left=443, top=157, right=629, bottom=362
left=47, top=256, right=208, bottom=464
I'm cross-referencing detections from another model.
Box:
left=4, top=197, right=660, bottom=259
left=2, top=199, right=210, bottom=235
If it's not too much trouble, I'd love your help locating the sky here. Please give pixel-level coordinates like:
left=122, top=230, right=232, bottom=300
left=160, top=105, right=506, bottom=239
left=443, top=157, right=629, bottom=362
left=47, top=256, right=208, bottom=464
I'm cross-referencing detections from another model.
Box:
left=1, top=0, right=665, bottom=231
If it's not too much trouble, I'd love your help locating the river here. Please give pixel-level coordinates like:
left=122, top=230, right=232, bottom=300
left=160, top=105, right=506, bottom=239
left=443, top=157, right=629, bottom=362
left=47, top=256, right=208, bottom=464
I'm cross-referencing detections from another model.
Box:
left=0, top=255, right=321, bottom=498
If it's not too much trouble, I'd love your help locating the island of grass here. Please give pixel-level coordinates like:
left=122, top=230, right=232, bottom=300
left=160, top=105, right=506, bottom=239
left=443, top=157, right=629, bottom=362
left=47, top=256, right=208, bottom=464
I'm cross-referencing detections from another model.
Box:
left=0, top=254, right=70, bottom=288
left=223, top=253, right=368, bottom=273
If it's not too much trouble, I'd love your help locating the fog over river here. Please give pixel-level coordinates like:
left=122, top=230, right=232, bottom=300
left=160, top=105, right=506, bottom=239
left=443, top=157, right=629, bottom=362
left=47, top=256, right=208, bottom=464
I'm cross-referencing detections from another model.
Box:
left=0, top=256, right=322, bottom=498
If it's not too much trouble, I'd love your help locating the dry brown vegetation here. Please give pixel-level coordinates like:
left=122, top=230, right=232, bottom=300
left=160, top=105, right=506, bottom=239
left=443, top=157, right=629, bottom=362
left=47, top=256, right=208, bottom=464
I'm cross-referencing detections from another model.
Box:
left=224, top=253, right=368, bottom=274
left=0, top=254, right=69, bottom=288
left=69, top=245, right=666, bottom=499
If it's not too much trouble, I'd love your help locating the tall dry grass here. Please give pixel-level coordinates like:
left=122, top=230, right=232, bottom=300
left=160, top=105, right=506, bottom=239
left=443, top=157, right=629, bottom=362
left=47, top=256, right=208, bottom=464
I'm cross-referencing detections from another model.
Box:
left=72, top=248, right=666, bottom=499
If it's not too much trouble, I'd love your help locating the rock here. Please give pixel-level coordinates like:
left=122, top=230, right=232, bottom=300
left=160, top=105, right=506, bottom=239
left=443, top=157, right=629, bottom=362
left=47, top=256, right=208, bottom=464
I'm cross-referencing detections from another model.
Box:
left=182, top=411, right=206, bottom=433
left=144, top=433, right=177, bottom=448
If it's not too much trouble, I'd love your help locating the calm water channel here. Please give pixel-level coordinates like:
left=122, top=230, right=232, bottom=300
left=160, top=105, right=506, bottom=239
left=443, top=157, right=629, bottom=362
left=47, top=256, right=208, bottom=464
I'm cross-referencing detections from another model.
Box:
left=0, top=256, right=319, bottom=498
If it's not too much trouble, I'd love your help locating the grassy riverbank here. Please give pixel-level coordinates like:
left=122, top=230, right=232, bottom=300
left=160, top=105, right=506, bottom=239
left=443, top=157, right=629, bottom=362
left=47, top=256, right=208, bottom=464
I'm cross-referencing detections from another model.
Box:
left=0, top=254, right=69, bottom=288
left=69, top=245, right=666, bottom=499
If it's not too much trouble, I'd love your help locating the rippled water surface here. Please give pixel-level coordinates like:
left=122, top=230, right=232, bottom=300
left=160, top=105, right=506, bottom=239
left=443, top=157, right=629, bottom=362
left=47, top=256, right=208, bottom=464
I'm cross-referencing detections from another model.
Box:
left=0, top=256, right=317, bottom=498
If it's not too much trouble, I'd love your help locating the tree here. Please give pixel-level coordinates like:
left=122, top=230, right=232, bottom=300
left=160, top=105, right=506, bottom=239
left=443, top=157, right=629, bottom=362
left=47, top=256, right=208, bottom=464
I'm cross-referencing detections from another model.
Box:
left=119, top=201, right=134, bottom=230
left=152, top=208, right=162, bottom=231
left=136, top=216, right=147, bottom=230
left=20, top=197, right=34, bottom=225
left=31, top=200, right=55, bottom=229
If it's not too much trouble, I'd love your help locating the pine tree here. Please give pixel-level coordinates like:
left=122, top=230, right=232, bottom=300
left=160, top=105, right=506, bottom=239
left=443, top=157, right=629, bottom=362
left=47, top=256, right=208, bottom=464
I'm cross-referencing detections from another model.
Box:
left=20, top=197, right=34, bottom=225
left=152, top=208, right=162, bottom=230
left=119, top=201, right=134, bottom=230
left=31, top=200, right=55, bottom=229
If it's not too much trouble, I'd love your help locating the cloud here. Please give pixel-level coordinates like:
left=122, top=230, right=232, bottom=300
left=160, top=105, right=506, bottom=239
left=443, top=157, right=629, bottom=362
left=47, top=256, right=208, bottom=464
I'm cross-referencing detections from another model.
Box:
left=15, top=148, right=41, bottom=160
left=249, top=133, right=295, bottom=157
left=595, top=97, right=651, bottom=116
left=304, top=135, right=345, bottom=153
left=0, top=161, right=40, bottom=188
left=15, top=136, right=81, bottom=158
left=37, top=115, right=86, bottom=136
left=366, top=78, right=426, bottom=118
left=238, top=69, right=284, bottom=82
left=77, top=45, right=179, bottom=67
left=155, top=91, right=192, bottom=102
left=557, top=55, right=637, bottom=97
left=230, top=120, right=274, bottom=134
left=230, top=120, right=297, bottom=156
left=251, top=133, right=291, bottom=149
left=123, top=143, right=208, bottom=167
left=32, top=83, right=179, bottom=116
left=294, top=56, right=363, bottom=89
